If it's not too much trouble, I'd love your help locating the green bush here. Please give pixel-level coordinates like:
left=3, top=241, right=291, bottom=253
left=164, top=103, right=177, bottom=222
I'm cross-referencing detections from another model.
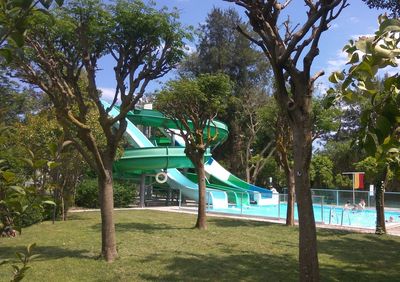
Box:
left=15, top=196, right=54, bottom=228
left=75, top=178, right=99, bottom=208
left=113, top=181, right=136, bottom=208
left=18, top=204, right=44, bottom=228
left=75, top=178, right=135, bottom=208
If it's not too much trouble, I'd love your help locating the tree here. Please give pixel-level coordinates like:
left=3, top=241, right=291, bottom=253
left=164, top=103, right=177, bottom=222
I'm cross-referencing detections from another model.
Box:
left=240, top=91, right=275, bottom=185
left=310, top=154, right=334, bottom=188
left=180, top=8, right=273, bottom=177
left=0, top=0, right=63, bottom=61
left=155, top=73, right=232, bottom=230
left=329, top=15, right=400, bottom=234
left=362, top=0, right=400, bottom=17
left=15, top=111, right=87, bottom=221
left=225, top=1, right=348, bottom=280
left=5, top=0, right=189, bottom=261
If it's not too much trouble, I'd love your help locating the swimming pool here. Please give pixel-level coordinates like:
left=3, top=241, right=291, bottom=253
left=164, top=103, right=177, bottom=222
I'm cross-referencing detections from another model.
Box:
left=209, top=203, right=400, bottom=229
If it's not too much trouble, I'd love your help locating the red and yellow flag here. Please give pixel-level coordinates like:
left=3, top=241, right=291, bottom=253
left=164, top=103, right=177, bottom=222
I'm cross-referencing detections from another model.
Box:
left=353, top=173, right=364, bottom=189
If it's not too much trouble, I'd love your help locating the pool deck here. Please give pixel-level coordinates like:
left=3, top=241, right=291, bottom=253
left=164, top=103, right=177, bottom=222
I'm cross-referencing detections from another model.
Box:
left=71, top=206, right=400, bottom=236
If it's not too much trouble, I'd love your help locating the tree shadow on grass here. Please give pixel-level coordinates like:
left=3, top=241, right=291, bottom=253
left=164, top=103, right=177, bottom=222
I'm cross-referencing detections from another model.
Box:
left=66, top=213, right=99, bottom=221
left=318, top=232, right=400, bottom=281
left=139, top=251, right=297, bottom=282
left=208, top=217, right=277, bottom=228
left=0, top=245, right=95, bottom=261
left=90, top=222, right=192, bottom=233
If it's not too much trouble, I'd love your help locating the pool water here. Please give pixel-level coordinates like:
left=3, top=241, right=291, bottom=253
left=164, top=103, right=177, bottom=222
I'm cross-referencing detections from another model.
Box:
left=210, top=203, right=400, bottom=229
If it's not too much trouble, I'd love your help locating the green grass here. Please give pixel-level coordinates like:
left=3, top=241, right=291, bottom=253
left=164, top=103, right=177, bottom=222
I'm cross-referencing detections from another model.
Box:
left=1, top=210, right=400, bottom=282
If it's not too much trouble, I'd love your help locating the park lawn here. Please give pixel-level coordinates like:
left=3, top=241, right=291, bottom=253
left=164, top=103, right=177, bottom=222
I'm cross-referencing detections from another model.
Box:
left=0, top=210, right=400, bottom=282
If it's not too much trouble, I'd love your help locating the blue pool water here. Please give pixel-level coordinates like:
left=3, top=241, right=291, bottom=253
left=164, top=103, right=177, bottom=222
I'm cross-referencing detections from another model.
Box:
left=210, top=204, right=400, bottom=229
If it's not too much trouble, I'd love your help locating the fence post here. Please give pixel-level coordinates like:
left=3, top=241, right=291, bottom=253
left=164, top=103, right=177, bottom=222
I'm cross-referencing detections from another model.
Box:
left=278, top=194, right=280, bottom=220
left=179, top=189, right=182, bottom=208
left=240, top=192, right=243, bottom=215
left=336, top=190, right=339, bottom=206
left=321, top=196, right=324, bottom=224
left=341, top=208, right=344, bottom=226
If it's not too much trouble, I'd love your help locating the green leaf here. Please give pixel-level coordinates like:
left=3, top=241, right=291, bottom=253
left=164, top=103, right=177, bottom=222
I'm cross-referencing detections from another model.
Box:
left=0, top=259, right=9, bottom=266
left=347, top=52, right=359, bottom=64
left=33, top=159, right=47, bottom=169
left=364, top=133, right=377, bottom=155
left=0, top=48, right=13, bottom=63
left=388, top=148, right=399, bottom=154
left=9, top=186, right=26, bottom=195
left=10, top=0, right=34, bottom=9
left=383, top=136, right=391, bottom=145
left=355, top=37, right=373, bottom=54
left=54, top=0, right=63, bottom=6
left=22, top=158, right=33, bottom=167
left=15, top=252, right=25, bottom=262
left=328, top=71, right=344, bottom=83
left=1, top=170, right=15, bottom=182
left=12, top=264, right=20, bottom=272
left=27, top=243, right=36, bottom=254
left=42, top=200, right=56, bottom=206
left=48, top=143, right=58, bottom=156
left=10, top=32, right=24, bottom=47
left=384, top=76, right=398, bottom=91
left=379, top=19, right=400, bottom=34
left=27, top=149, right=34, bottom=159
left=47, top=161, right=60, bottom=169
left=28, top=254, right=40, bottom=260
left=355, top=61, right=374, bottom=77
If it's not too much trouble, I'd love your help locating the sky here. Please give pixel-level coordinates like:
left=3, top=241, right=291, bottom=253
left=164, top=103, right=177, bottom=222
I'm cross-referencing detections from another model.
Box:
left=97, top=0, right=392, bottom=100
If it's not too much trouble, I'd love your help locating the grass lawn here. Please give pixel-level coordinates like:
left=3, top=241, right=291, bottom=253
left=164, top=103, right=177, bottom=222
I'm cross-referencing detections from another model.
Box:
left=1, top=210, right=400, bottom=282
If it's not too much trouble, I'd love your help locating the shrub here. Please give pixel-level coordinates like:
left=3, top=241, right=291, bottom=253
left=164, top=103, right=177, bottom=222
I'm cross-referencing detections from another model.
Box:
left=75, top=178, right=136, bottom=208
left=75, top=178, right=99, bottom=208
left=113, top=181, right=136, bottom=208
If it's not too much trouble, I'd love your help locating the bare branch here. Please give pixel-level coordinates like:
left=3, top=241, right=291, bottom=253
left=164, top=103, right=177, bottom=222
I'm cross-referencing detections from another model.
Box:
left=310, top=70, right=325, bottom=85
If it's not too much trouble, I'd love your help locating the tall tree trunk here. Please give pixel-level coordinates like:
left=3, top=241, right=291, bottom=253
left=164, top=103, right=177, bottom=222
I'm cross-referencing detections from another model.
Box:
left=375, top=168, right=387, bottom=235
left=285, top=168, right=295, bottom=226
left=98, top=161, right=118, bottom=262
left=292, top=119, right=319, bottom=281
left=229, top=121, right=243, bottom=176
left=194, top=156, right=207, bottom=230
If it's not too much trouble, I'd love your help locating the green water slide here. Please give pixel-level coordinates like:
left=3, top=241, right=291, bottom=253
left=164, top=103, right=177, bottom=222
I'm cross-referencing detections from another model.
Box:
left=127, top=109, right=229, bottom=145
left=114, top=147, right=211, bottom=171
left=127, top=107, right=271, bottom=202
left=104, top=101, right=229, bottom=208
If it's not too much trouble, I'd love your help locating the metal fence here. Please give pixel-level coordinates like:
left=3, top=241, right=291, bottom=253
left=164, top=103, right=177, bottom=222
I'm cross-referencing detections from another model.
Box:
left=308, top=189, right=400, bottom=209
left=177, top=188, right=400, bottom=228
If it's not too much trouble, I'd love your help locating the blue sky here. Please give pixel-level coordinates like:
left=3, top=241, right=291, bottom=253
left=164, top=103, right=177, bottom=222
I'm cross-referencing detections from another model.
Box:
left=97, top=0, right=389, bottom=99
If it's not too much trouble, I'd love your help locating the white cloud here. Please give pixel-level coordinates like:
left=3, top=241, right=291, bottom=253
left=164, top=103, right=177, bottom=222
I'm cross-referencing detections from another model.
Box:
left=326, top=49, right=348, bottom=74
left=349, top=17, right=359, bottom=23
left=351, top=33, right=375, bottom=40
left=99, top=87, right=118, bottom=103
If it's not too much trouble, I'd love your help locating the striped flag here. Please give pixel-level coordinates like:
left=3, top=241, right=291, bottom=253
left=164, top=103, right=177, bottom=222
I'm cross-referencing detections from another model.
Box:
left=353, top=173, right=364, bottom=189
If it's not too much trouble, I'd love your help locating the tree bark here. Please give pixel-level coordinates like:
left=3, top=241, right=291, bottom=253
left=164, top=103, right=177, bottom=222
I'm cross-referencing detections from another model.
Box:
left=375, top=169, right=387, bottom=235
left=98, top=161, right=118, bottom=262
left=194, top=155, right=207, bottom=230
left=292, top=118, right=319, bottom=281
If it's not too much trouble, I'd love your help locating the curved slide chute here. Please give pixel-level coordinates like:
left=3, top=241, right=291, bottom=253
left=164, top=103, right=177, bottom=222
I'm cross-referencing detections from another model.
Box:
left=103, top=101, right=228, bottom=208
left=167, top=128, right=273, bottom=202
